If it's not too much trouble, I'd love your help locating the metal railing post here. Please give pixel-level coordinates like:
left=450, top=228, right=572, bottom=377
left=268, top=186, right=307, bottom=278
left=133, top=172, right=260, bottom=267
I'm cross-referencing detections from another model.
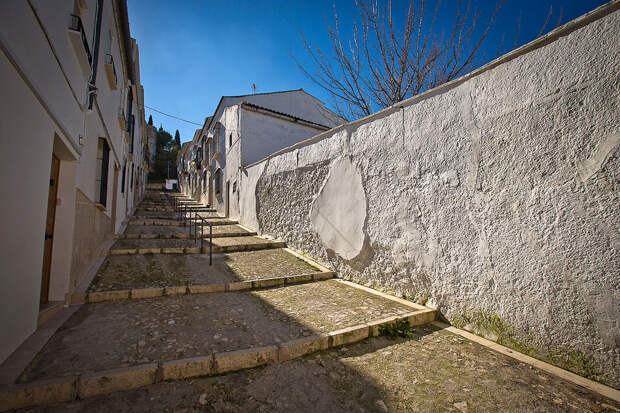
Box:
left=209, top=222, right=212, bottom=266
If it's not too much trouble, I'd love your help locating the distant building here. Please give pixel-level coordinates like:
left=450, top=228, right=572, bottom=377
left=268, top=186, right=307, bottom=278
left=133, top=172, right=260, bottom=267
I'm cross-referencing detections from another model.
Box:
left=0, top=0, right=148, bottom=363
left=178, top=89, right=345, bottom=217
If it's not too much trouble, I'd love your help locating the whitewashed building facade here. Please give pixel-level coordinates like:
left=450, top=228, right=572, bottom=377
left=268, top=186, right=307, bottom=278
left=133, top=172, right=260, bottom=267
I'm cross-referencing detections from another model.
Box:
left=178, top=89, right=345, bottom=217
left=0, top=0, right=148, bottom=363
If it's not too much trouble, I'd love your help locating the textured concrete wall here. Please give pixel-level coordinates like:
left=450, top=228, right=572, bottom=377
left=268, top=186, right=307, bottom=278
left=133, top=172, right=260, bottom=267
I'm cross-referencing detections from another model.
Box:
left=241, top=5, right=620, bottom=387
left=70, top=189, right=113, bottom=291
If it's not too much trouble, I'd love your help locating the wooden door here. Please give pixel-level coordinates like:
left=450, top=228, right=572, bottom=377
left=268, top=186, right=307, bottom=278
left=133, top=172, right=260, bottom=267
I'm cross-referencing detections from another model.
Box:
left=41, top=155, right=60, bottom=304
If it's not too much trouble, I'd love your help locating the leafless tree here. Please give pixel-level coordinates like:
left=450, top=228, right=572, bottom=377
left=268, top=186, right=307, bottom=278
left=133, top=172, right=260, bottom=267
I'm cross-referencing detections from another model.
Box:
left=295, top=0, right=509, bottom=120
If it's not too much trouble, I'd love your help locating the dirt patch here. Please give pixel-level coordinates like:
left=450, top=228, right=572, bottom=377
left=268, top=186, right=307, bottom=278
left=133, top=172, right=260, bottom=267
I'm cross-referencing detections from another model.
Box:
left=16, top=327, right=619, bottom=412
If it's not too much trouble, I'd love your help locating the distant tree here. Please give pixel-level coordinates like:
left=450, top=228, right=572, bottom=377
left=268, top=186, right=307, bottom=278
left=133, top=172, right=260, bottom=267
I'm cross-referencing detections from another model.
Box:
left=150, top=128, right=177, bottom=180
left=156, top=130, right=174, bottom=152
left=148, top=115, right=153, bottom=126
left=174, top=130, right=181, bottom=148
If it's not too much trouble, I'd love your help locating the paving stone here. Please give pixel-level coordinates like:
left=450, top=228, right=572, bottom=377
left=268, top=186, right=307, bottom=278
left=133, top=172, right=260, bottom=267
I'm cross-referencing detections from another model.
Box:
left=77, top=363, right=158, bottom=399
left=88, top=290, right=129, bottom=303
left=188, top=284, right=226, bottom=294
left=252, top=277, right=285, bottom=289
left=164, top=286, right=187, bottom=296
left=160, top=356, right=214, bottom=381
left=329, top=325, right=369, bottom=347
left=0, top=376, right=76, bottom=411
left=130, top=288, right=164, bottom=299
left=214, top=346, right=278, bottom=374
left=278, top=335, right=330, bottom=362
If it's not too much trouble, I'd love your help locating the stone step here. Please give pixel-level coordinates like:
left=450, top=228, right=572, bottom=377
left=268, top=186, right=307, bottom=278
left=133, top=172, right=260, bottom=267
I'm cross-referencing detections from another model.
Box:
left=116, top=231, right=257, bottom=239
left=71, top=272, right=336, bottom=304
left=6, top=280, right=436, bottom=409
left=128, top=219, right=238, bottom=227
left=137, top=207, right=216, bottom=212
left=106, top=236, right=286, bottom=255
left=88, top=248, right=326, bottom=292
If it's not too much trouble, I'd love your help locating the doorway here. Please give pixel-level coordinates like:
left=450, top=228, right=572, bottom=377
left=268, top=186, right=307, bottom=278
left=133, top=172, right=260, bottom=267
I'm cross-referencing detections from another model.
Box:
left=41, top=155, right=60, bottom=304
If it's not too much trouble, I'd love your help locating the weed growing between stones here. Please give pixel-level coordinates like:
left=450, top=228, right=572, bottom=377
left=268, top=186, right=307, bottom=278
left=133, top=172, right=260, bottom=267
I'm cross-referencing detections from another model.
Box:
left=452, top=310, right=608, bottom=385
left=379, top=319, right=415, bottom=339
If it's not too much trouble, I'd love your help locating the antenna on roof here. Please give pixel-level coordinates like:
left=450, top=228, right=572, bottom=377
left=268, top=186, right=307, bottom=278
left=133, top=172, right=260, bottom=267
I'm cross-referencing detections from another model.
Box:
left=251, top=83, right=257, bottom=94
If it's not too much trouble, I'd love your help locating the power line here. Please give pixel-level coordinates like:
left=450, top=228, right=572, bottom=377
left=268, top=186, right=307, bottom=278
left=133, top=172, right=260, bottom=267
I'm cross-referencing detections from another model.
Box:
left=144, top=105, right=203, bottom=126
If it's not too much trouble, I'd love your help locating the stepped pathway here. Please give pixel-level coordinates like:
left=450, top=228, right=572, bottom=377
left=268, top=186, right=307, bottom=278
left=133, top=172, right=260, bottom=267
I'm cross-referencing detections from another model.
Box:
left=0, top=189, right=436, bottom=411
left=2, top=189, right=617, bottom=412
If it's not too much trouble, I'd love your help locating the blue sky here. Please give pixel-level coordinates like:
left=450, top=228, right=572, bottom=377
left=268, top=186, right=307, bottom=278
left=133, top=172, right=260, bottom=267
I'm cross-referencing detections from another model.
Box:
left=127, top=0, right=608, bottom=143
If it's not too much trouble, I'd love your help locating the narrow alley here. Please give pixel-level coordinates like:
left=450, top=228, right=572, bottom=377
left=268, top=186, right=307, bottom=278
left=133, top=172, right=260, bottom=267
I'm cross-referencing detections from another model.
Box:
left=2, top=185, right=618, bottom=412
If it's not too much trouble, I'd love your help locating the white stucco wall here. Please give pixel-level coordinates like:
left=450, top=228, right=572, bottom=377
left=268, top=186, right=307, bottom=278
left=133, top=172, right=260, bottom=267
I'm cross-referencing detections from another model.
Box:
left=239, top=5, right=620, bottom=387
left=0, top=51, right=57, bottom=363
left=240, top=107, right=329, bottom=166
left=0, top=0, right=147, bottom=364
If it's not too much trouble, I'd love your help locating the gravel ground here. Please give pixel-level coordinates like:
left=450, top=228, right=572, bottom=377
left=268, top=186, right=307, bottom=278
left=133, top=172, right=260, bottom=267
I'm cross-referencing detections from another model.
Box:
left=14, top=326, right=619, bottom=413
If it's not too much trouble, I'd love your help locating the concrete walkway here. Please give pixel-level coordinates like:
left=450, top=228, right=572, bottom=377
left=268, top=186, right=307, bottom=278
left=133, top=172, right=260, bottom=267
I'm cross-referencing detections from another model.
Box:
left=1, top=189, right=618, bottom=412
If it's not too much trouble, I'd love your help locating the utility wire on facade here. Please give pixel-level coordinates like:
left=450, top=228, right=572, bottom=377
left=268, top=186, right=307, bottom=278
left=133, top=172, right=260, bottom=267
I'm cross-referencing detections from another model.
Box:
left=144, top=105, right=203, bottom=126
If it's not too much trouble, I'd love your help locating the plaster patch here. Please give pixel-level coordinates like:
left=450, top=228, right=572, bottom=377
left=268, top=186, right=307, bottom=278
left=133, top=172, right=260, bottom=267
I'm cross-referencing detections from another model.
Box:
left=578, top=132, right=619, bottom=182
left=310, top=157, right=367, bottom=260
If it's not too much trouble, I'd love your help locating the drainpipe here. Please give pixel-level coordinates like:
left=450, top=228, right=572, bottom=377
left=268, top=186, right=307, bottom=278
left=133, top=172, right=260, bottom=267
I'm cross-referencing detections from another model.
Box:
left=87, top=0, right=104, bottom=109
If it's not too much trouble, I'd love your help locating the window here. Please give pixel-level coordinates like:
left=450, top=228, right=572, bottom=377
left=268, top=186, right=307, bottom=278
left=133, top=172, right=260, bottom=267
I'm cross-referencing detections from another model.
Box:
left=125, top=87, right=133, bottom=131
left=121, top=163, right=126, bottom=194
left=96, top=138, right=109, bottom=206
left=229, top=133, right=232, bottom=148
left=130, top=165, right=134, bottom=190
left=214, top=168, right=221, bottom=195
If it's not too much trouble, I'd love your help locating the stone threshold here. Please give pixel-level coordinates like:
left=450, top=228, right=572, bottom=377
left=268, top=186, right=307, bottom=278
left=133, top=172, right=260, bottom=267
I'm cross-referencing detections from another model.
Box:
left=70, top=272, right=336, bottom=304
left=0, top=308, right=437, bottom=410
left=115, top=232, right=257, bottom=239
left=128, top=220, right=239, bottom=227
left=104, top=241, right=285, bottom=255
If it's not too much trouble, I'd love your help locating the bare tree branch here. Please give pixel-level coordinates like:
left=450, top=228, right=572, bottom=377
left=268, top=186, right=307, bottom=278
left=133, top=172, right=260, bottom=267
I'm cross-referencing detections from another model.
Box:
left=295, top=0, right=563, bottom=120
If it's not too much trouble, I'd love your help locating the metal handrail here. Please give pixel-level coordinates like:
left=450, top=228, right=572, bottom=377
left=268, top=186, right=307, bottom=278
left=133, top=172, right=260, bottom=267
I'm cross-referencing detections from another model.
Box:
left=192, top=211, right=213, bottom=265
left=176, top=200, right=213, bottom=265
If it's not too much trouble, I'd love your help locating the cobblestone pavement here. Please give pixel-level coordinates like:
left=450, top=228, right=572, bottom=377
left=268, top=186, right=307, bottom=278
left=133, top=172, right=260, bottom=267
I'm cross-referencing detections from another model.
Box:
left=123, top=225, right=189, bottom=236
left=224, top=249, right=318, bottom=279
left=10, top=191, right=618, bottom=411
left=210, top=236, right=281, bottom=248
left=111, top=238, right=198, bottom=249
left=19, top=281, right=412, bottom=382
left=88, top=249, right=319, bottom=291
left=15, top=326, right=619, bottom=413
